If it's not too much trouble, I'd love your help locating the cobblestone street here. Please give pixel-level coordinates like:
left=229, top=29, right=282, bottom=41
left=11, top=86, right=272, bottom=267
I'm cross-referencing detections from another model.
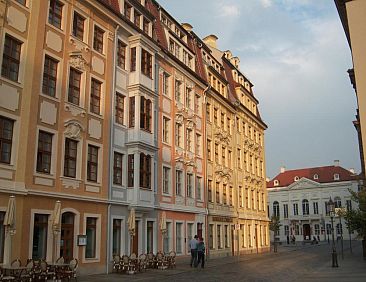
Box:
left=80, top=241, right=366, bottom=281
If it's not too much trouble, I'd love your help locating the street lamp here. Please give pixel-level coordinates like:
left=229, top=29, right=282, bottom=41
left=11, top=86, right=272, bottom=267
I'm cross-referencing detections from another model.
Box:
left=328, top=197, right=338, bottom=267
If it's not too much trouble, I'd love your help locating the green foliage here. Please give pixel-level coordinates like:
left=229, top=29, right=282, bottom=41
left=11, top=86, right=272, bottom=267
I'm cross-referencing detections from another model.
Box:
left=269, top=215, right=281, bottom=232
left=345, top=189, right=366, bottom=239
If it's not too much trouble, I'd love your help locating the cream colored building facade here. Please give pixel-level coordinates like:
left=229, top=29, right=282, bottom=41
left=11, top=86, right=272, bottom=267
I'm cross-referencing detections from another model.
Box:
left=335, top=0, right=366, bottom=183
left=200, top=35, right=269, bottom=257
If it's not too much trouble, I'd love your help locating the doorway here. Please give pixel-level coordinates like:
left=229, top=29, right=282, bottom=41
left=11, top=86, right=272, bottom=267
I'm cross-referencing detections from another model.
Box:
left=60, top=212, right=74, bottom=262
left=132, top=220, right=139, bottom=254
left=303, top=224, right=311, bottom=240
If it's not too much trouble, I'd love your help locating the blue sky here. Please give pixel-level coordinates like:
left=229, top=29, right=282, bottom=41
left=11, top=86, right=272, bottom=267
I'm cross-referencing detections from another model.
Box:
left=157, top=0, right=359, bottom=178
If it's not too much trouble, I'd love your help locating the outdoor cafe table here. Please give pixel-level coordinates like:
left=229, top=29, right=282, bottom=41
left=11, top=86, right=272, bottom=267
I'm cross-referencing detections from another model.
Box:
left=0, top=264, right=27, bottom=280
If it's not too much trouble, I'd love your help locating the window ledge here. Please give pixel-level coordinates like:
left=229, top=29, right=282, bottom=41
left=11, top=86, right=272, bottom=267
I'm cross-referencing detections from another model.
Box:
left=46, top=22, right=65, bottom=35
left=34, top=172, right=56, bottom=179
left=0, top=163, right=15, bottom=171
left=40, top=93, right=60, bottom=103
left=1, top=76, right=23, bottom=88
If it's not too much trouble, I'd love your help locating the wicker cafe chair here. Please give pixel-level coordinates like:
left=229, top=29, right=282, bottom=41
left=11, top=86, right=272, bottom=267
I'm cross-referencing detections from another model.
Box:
left=0, top=268, right=14, bottom=282
left=112, top=255, right=121, bottom=273
left=38, top=260, right=56, bottom=281
left=9, top=259, right=22, bottom=279
left=56, top=257, right=65, bottom=264
left=63, top=258, right=78, bottom=281
left=129, top=253, right=138, bottom=273
left=121, top=255, right=130, bottom=273
left=156, top=251, right=167, bottom=269
left=146, top=252, right=155, bottom=269
left=167, top=251, right=176, bottom=268
left=19, top=259, right=34, bottom=282
left=138, top=254, right=147, bottom=272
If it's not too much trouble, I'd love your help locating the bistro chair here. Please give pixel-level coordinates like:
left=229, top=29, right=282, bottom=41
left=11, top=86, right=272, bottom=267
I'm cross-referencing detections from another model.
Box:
left=121, top=255, right=130, bottom=273
left=128, top=253, right=138, bottom=273
left=138, top=254, right=147, bottom=272
left=56, top=257, right=65, bottom=264
left=38, top=260, right=56, bottom=281
left=112, top=255, right=121, bottom=273
left=156, top=251, right=167, bottom=269
left=146, top=252, right=156, bottom=269
left=19, top=259, right=34, bottom=282
left=0, top=268, right=14, bottom=281
left=63, top=258, right=78, bottom=281
left=167, top=251, right=176, bottom=268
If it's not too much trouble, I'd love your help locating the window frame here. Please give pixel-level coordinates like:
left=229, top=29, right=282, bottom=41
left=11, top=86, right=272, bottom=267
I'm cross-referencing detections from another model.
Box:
left=72, top=11, right=85, bottom=41
left=93, top=25, right=105, bottom=54
left=48, top=0, right=63, bottom=30
left=42, top=55, right=58, bottom=97
left=64, top=138, right=78, bottom=178
left=113, top=152, right=123, bottom=186
left=0, top=116, right=14, bottom=164
left=1, top=34, right=22, bottom=82
left=87, top=145, right=98, bottom=182
left=36, top=131, right=53, bottom=174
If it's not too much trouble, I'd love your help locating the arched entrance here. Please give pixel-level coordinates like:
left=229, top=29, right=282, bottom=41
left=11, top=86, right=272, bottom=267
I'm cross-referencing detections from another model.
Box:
left=303, top=224, right=311, bottom=240
left=61, top=212, right=75, bottom=262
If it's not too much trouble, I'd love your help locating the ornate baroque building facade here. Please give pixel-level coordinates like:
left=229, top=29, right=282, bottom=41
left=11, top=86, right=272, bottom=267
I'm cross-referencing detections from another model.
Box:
left=0, top=0, right=269, bottom=275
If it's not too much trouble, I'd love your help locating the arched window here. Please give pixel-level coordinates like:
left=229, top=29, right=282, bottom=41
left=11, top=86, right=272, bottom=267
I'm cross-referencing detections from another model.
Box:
left=273, top=201, right=279, bottom=217
left=334, top=197, right=342, bottom=208
left=274, top=180, right=279, bottom=186
left=294, top=176, right=299, bottom=181
left=302, top=199, right=309, bottom=215
left=313, top=174, right=319, bottom=180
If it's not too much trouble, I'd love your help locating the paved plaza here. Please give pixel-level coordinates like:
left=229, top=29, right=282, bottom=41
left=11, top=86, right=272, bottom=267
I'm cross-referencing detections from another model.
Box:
left=80, top=241, right=366, bottom=282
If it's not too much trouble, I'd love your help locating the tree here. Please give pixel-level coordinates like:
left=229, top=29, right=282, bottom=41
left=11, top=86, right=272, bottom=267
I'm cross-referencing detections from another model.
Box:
left=269, top=215, right=281, bottom=253
left=345, top=189, right=366, bottom=259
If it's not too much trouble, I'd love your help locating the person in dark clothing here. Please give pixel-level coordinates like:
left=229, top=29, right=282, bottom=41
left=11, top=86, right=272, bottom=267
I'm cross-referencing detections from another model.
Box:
left=195, top=237, right=205, bottom=268
left=189, top=235, right=198, bottom=267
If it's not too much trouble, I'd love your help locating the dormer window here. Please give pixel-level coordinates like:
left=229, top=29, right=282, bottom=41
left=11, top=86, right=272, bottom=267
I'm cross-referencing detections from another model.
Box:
left=294, top=176, right=299, bottom=181
left=313, top=174, right=319, bottom=180
left=334, top=174, right=340, bottom=181
left=274, top=180, right=279, bottom=186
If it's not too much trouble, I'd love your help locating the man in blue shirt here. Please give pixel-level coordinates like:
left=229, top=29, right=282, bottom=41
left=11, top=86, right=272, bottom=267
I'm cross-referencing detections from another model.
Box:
left=189, top=235, right=198, bottom=267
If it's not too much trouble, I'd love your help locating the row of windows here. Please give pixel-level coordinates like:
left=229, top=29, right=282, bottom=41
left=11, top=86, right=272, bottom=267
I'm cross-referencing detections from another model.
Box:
left=124, top=1, right=150, bottom=35
left=207, top=181, right=235, bottom=207
left=272, top=198, right=352, bottom=218
left=161, top=167, right=203, bottom=200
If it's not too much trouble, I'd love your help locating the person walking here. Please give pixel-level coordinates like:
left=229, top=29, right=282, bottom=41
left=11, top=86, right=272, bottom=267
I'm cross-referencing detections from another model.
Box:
left=195, top=237, right=206, bottom=268
left=189, top=235, right=198, bottom=267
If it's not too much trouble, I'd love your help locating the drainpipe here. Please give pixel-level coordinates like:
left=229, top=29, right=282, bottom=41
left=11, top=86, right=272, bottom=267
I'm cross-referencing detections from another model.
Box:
left=203, top=84, right=211, bottom=259
left=106, top=24, right=120, bottom=275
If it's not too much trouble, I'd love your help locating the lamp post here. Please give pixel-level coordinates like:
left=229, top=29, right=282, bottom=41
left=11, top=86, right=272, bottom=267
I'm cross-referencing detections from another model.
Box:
left=328, top=197, right=338, bottom=267
left=335, top=207, right=345, bottom=260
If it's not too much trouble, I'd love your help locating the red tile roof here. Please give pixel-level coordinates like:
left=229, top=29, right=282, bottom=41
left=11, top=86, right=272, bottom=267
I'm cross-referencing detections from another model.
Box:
left=267, top=165, right=357, bottom=188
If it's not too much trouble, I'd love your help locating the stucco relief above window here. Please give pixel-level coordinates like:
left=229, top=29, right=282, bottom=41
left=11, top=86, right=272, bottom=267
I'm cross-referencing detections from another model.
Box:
left=64, top=120, right=84, bottom=140
left=69, top=51, right=89, bottom=71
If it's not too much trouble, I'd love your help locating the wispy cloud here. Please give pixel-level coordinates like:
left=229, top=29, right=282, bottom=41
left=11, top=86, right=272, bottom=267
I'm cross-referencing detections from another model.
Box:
left=260, top=0, right=272, bottom=8
left=217, top=3, right=241, bottom=17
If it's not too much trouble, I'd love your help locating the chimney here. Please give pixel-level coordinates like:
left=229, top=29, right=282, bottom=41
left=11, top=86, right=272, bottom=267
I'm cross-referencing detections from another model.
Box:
left=266, top=177, right=270, bottom=182
left=203, top=34, right=218, bottom=49
left=349, top=168, right=355, bottom=174
left=334, top=160, right=340, bottom=167
left=280, top=166, right=286, bottom=173
left=181, top=23, right=193, bottom=32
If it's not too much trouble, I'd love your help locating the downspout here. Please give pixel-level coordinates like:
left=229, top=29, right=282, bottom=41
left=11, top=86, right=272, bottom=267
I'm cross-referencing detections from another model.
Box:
left=203, top=84, right=211, bottom=259
left=106, top=24, right=120, bottom=274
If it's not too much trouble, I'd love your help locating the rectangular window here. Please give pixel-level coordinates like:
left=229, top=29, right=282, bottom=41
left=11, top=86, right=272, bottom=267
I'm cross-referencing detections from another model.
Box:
left=207, top=140, right=212, bottom=161
left=48, top=0, right=63, bottom=29
left=129, top=97, right=135, bottom=128
left=68, top=68, right=81, bottom=105
left=284, top=225, right=289, bottom=236
left=206, top=102, right=211, bottom=121
left=283, top=204, right=288, bottom=218
left=0, top=117, right=14, bottom=164
left=186, top=173, right=193, bottom=198
left=221, top=113, right=225, bottom=129
left=314, top=224, right=320, bottom=236
left=134, top=10, right=141, bottom=27
left=36, top=131, right=53, bottom=174
left=325, top=202, right=330, bottom=216
left=85, top=217, right=97, bottom=258
left=139, top=153, right=151, bottom=189
left=128, top=154, right=134, bottom=187
left=237, top=148, right=241, bottom=168
left=42, top=55, right=58, bottom=97
left=32, top=214, right=48, bottom=260
left=229, top=186, right=233, bottom=206
left=117, top=40, right=126, bottom=69
left=208, top=180, right=213, bottom=202
left=186, top=129, right=193, bottom=152
left=130, top=47, right=136, bottom=72
left=187, top=223, right=194, bottom=253
left=93, top=26, right=104, bottom=53
left=221, top=146, right=226, bottom=166
left=175, top=123, right=183, bottom=147
left=175, top=170, right=182, bottom=196
left=216, top=182, right=220, bottom=204
left=293, top=203, right=298, bottom=216
left=140, top=97, right=152, bottom=131
left=224, top=225, right=229, bottom=248
left=175, top=80, right=182, bottom=103
left=0, top=212, right=5, bottom=262
left=162, top=72, right=170, bottom=96
left=87, top=145, right=98, bottom=182
left=196, top=134, right=202, bottom=156
left=141, top=49, right=152, bottom=78
left=124, top=3, right=131, bottom=20
left=217, top=225, right=221, bottom=249
left=90, top=78, right=102, bottom=114
left=64, top=138, right=77, bottom=178
left=176, top=223, right=182, bottom=254
left=223, top=184, right=227, bottom=205
left=346, top=200, right=352, bottom=211
left=163, top=222, right=171, bottom=253
left=215, top=143, right=219, bottom=163
left=163, top=166, right=170, bottom=194
left=16, top=0, right=26, bottom=5
left=143, top=18, right=149, bottom=34
left=115, top=93, right=125, bottom=125
left=313, top=202, right=319, bottom=215
left=72, top=12, right=85, bottom=40
left=113, top=152, right=123, bottom=185
left=196, top=176, right=202, bottom=200
left=185, top=87, right=192, bottom=109
left=162, top=117, right=170, bottom=143
left=208, top=224, right=214, bottom=250
left=112, top=219, right=121, bottom=256
left=2, top=35, right=22, bottom=82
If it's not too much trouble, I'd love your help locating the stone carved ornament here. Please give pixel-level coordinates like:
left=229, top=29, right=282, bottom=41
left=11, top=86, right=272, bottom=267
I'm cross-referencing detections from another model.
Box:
left=214, top=130, right=230, bottom=145
left=64, top=120, right=84, bottom=140
left=69, top=51, right=89, bottom=71
left=215, top=166, right=233, bottom=184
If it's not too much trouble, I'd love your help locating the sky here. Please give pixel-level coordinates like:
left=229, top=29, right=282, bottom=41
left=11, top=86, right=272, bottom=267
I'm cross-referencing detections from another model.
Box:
left=157, top=0, right=360, bottom=179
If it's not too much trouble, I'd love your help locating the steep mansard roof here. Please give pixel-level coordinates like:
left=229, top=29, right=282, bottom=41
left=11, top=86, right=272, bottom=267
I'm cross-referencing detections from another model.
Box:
left=267, top=165, right=358, bottom=188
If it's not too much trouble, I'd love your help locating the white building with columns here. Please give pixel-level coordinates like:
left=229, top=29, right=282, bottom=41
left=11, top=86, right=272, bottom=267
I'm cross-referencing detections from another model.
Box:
left=267, top=161, right=359, bottom=243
